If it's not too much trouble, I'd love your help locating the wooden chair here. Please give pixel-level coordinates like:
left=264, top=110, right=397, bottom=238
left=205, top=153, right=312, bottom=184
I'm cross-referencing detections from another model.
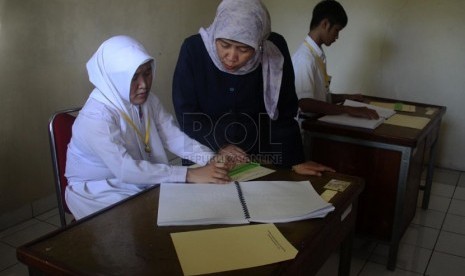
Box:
left=48, top=108, right=80, bottom=226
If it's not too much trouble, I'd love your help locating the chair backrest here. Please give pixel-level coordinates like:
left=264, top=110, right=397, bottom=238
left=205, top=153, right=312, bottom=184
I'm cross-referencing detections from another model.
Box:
left=48, top=108, right=80, bottom=226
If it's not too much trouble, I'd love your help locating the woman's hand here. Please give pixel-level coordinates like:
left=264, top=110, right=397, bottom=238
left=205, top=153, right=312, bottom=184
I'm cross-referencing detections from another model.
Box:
left=186, top=161, right=231, bottom=184
left=215, top=144, right=249, bottom=169
left=292, top=161, right=335, bottom=176
left=344, top=106, right=379, bottom=119
left=186, top=145, right=249, bottom=184
left=218, top=144, right=249, bottom=162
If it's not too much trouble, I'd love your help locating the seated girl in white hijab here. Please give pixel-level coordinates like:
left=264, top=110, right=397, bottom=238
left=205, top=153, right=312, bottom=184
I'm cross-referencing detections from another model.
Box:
left=65, top=35, right=246, bottom=220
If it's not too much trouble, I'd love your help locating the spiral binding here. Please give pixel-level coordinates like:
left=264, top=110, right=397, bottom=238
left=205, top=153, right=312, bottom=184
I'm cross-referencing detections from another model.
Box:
left=234, top=181, right=250, bottom=219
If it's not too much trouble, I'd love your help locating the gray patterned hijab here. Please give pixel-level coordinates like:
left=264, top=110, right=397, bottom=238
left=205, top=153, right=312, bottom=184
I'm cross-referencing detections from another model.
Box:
left=199, top=0, right=284, bottom=120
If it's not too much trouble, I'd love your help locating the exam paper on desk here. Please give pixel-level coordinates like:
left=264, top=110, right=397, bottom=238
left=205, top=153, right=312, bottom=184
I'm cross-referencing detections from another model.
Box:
left=171, top=224, right=297, bottom=276
left=384, top=114, right=430, bottom=130
left=317, top=100, right=396, bottom=130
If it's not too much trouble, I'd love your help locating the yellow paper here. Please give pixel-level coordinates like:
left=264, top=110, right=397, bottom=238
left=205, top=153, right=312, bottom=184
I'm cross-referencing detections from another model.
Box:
left=321, top=190, right=337, bottom=202
left=425, top=107, right=437, bottom=115
left=384, top=114, right=430, bottom=130
left=324, top=179, right=351, bottom=192
left=171, top=224, right=298, bottom=276
left=370, top=101, right=416, bottom=112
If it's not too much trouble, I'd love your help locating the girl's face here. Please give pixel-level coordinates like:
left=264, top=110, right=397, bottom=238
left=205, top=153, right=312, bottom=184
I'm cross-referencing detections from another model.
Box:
left=130, top=61, right=153, bottom=105
left=215, top=38, right=255, bottom=72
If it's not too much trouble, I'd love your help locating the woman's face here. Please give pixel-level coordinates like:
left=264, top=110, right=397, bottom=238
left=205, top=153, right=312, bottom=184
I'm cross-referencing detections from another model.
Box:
left=130, top=61, right=153, bottom=105
left=215, top=38, right=255, bottom=72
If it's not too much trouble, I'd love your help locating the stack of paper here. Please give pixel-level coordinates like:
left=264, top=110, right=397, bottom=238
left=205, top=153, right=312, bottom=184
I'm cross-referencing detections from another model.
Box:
left=318, top=100, right=396, bottom=129
left=369, top=101, right=416, bottom=112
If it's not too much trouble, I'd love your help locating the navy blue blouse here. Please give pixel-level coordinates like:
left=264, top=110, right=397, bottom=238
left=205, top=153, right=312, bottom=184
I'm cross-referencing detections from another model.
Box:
left=172, top=32, right=304, bottom=168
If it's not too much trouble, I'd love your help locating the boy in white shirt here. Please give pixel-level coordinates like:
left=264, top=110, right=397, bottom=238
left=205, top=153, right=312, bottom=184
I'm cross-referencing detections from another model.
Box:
left=292, top=0, right=378, bottom=119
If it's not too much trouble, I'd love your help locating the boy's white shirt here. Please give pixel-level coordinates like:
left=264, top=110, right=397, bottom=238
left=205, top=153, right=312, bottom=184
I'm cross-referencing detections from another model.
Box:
left=292, top=35, right=330, bottom=102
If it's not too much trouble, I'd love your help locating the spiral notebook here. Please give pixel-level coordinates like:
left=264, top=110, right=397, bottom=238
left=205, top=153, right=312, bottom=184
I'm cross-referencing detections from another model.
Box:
left=157, top=181, right=334, bottom=226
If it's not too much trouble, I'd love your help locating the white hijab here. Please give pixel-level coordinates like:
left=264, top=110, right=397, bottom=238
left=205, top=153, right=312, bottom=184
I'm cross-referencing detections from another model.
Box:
left=199, top=0, right=284, bottom=120
left=85, top=35, right=168, bottom=163
left=86, top=35, right=154, bottom=114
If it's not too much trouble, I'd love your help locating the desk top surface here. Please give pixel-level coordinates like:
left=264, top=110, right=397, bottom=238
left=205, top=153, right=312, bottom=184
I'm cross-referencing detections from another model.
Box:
left=17, top=170, right=364, bottom=276
left=302, top=96, right=446, bottom=147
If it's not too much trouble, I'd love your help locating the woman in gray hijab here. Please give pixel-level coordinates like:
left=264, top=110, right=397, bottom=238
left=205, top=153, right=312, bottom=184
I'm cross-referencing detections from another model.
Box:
left=172, top=0, right=334, bottom=175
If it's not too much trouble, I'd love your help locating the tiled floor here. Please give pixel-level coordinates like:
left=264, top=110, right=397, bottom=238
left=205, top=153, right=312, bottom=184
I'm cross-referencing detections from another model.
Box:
left=1, top=167, right=464, bottom=275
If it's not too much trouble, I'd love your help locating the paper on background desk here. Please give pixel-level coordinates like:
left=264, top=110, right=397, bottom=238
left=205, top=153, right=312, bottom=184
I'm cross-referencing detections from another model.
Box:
left=384, top=114, right=430, bottom=130
left=171, top=224, right=298, bottom=276
left=317, top=100, right=396, bottom=130
left=370, top=101, right=416, bottom=112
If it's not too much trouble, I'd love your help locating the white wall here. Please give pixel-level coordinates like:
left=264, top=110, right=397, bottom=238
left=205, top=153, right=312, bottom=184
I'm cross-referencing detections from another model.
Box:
left=266, top=0, right=465, bottom=171
left=0, top=0, right=464, bottom=222
left=0, top=0, right=220, bottom=220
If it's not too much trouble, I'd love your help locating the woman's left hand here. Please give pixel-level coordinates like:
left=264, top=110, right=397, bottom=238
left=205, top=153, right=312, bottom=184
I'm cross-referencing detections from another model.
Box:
left=291, top=161, right=336, bottom=176
left=215, top=144, right=249, bottom=169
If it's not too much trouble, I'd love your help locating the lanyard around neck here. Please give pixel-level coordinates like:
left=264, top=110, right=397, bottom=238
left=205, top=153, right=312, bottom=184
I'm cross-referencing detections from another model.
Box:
left=121, top=111, right=151, bottom=153
left=99, top=91, right=151, bottom=153
left=304, top=41, right=331, bottom=91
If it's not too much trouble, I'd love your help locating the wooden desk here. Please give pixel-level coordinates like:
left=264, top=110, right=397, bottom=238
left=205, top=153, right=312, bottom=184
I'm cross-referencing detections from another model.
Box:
left=301, top=96, right=446, bottom=270
left=17, top=170, right=363, bottom=276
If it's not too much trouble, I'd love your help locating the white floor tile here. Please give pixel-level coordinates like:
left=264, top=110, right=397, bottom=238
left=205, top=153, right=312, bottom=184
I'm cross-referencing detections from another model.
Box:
left=430, top=182, right=455, bottom=198
left=400, top=225, right=439, bottom=249
left=424, top=195, right=452, bottom=213
left=0, top=243, right=17, bottom=271
left=0, top=220, right=38, bottom=240
left=449, top=199, right=465, bottom=216
left=370, top=243, right=432, bottom=273
left=411, top=208, right=445, bottom=229
left=1, top=221, right=57, bottom=248
left=395, top=245, right=431, bottom=273
left=31, top=194, right=57, bottom=217
left=435, top=231, right=465, bottom=257
left=426, top=251, right=465, bottom=276
left=453, top=186, right=465, bottom=200
left=34, top=208, right=58, bottom=221
left=43, top=214, right=62, bottom=228
left=443, top=213, right=465, bottom=235
left=359, top=261, right=422, bottom=275
left=34, top=208, right=71, bottom=228
left=432, top=168, right=461, bottom=186
left=457, top=173, right=465, bottom=187
left=0, top=262, right=28, bottom=276
left=0, top=206, right=31, bottom=234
